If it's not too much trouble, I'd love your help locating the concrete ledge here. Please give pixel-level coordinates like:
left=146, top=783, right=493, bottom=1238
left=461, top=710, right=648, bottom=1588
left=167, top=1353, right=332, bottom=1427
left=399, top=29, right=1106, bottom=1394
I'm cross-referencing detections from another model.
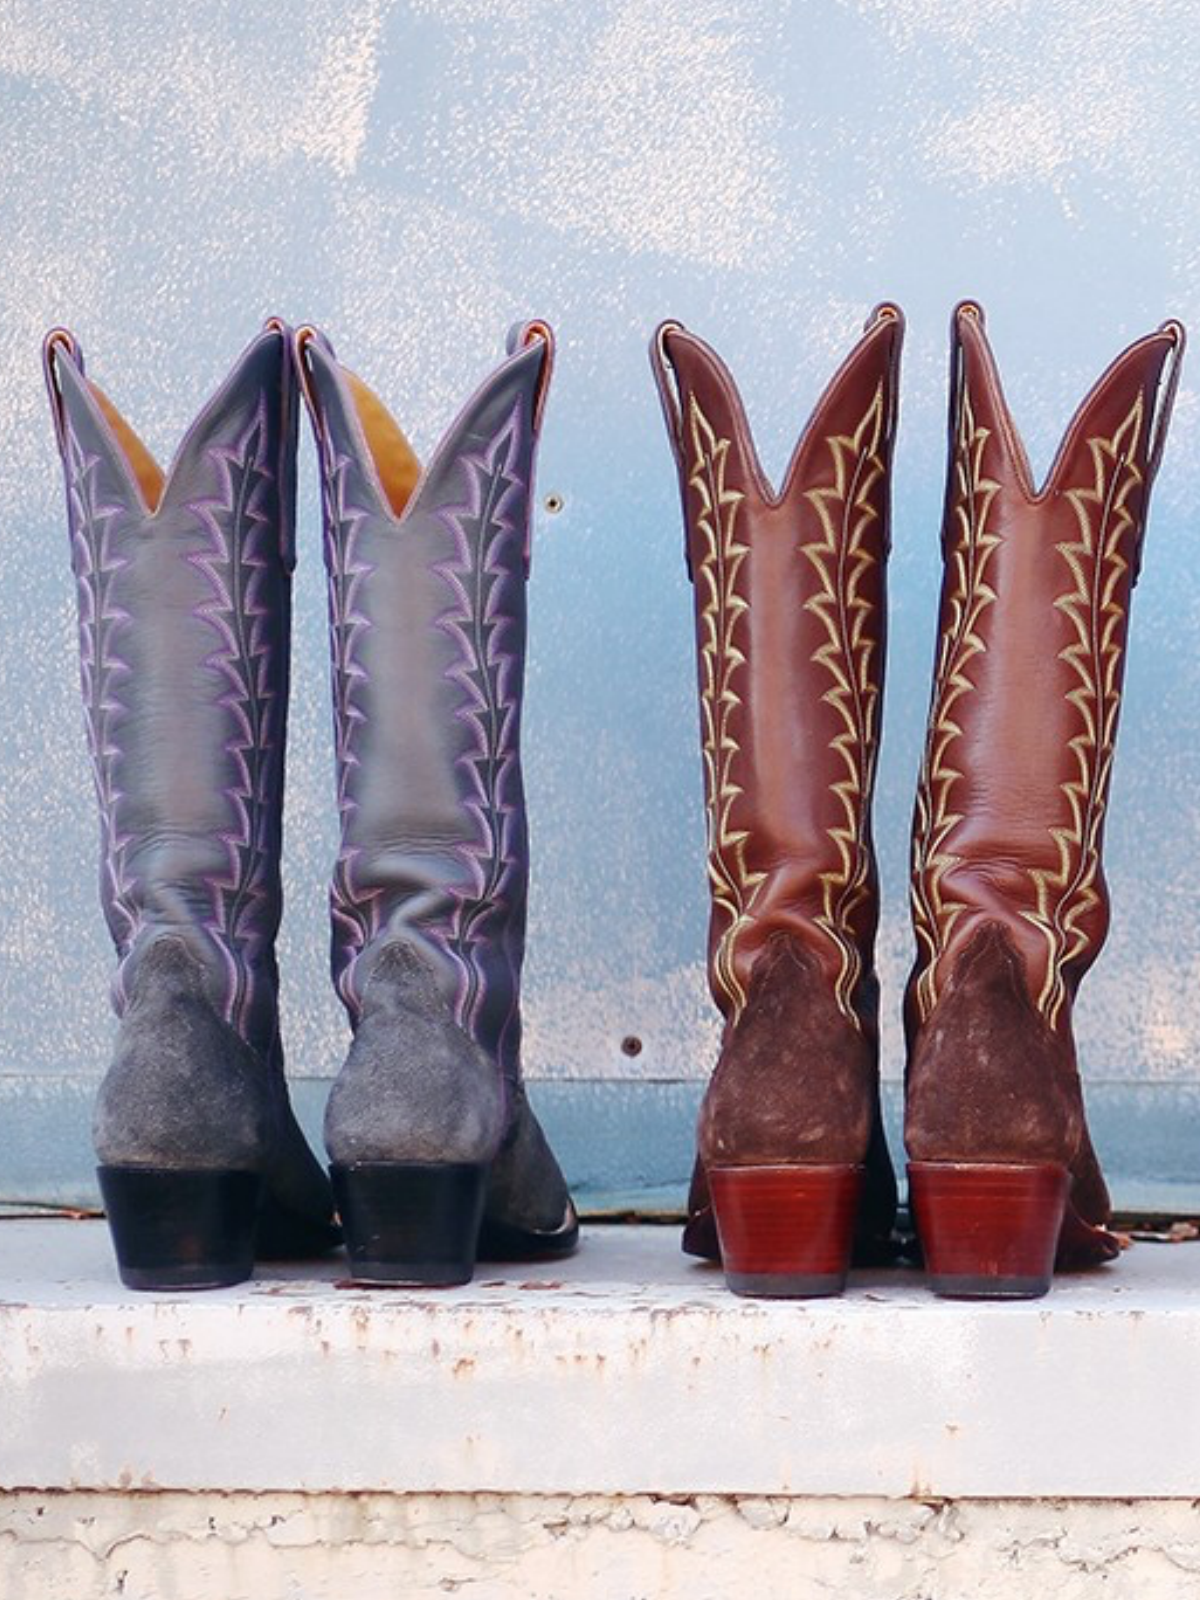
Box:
left=1, top=1220, right=1199, bottom=1500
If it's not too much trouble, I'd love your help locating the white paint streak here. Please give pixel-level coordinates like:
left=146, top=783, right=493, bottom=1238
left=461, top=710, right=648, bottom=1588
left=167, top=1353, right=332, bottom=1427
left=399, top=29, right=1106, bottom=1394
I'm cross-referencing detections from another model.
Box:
left=927, top=82, right=1136, bottom=191
left=432, top=0, right=794, bottom=270
left=0, top=0, right=387, bottom=177
left=848, top=0, right=1200, bottom=218
left=292, top=1, right=388, bottom=177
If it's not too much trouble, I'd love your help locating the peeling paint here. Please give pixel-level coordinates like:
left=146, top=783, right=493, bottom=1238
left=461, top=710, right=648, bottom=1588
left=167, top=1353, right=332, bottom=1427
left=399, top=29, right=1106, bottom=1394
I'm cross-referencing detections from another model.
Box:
left=5, top=1490, right=1200, bottom=1599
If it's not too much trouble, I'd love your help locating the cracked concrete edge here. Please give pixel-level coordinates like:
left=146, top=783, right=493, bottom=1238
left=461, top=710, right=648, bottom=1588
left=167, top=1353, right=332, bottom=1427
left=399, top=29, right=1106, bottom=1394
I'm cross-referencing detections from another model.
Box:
left=4, top=1493, right=1200, bottom=1600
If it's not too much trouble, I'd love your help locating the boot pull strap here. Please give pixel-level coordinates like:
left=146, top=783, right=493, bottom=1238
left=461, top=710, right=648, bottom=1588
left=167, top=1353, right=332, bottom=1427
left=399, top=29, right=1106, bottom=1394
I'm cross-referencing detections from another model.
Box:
left=873, top=301, right=904, bottom=452
left=941, top=301, right=983, bottom=556
left=1147, top=319, right=1186, bottom=487
left=649, top=320, right=686, bottom=469
left=43, top=327, right=81, bottom=455
left=262, top=317, right=297, bottom=571
left=870, top=302, right=905, bottom=557
left=515, top=319, right=555, bottom=437
left=1128, top=317, right=1186, bottom=586
left=293, top=324, right=328, bottom=449
left=506, top=320, right=556, bottom=577
left=648, top=320, right=693, bottom=579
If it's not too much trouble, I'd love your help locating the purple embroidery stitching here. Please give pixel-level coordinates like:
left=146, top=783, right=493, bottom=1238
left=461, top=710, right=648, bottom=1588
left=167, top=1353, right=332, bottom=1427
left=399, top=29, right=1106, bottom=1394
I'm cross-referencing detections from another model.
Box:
left=186, top=400, right=281, bottom=1037
left=433, top=399, right=527, bottom=1050
left=322, top=441, right=383, bottom=1010
left=64, top=428, right=138, bottom=1003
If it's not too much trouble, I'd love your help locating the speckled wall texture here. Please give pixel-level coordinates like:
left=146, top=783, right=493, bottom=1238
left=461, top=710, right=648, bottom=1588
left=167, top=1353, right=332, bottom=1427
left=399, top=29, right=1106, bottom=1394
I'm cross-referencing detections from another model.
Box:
left=2, top=1, right=1198, bottom=1097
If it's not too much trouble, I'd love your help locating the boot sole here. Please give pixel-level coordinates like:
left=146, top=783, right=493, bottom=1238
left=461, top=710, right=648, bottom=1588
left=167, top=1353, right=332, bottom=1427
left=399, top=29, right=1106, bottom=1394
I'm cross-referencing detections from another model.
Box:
left=477, top=1205, right=580, bottom=1263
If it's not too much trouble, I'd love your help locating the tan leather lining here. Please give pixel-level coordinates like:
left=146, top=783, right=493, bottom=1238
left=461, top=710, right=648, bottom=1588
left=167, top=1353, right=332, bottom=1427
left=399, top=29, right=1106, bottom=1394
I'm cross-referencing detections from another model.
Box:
left=86, top=362, right=421, bottom=521
left=345, top=369, right=421, bottom=517
left=89, top=382, right=165, bottom=512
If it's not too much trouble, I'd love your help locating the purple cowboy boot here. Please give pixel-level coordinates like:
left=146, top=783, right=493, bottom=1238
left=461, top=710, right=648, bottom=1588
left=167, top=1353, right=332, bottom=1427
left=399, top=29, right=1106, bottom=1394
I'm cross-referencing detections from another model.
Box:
left=296, top=319, right=578, bottom=1285
left=43, top=321, right=337, bottom=1289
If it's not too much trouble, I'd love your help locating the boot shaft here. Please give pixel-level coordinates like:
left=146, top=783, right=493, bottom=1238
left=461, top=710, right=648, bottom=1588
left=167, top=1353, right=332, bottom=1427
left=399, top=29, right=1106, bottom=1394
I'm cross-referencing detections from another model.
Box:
left=910, top=303, right=1184, bottom=1032
left=43, top=324, right=297, bottom=1056
left=651, top=307, right=903, bottom=1027
left=296, top=321, right=553, bottom=1083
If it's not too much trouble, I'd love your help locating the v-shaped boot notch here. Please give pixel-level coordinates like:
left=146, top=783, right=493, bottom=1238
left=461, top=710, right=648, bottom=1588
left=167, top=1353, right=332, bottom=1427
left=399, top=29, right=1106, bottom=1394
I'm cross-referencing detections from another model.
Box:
left=295, top=326, right=425, bottom=520
left=654, top=302, right=903, bottom=524
left=947, top=300, right=1184, bottom=512
left=44, top=322, right=302, bottom=527
left=295, top=320, right=553, bottom=552
left=86, top=382, right=165, bottom=511
left=44, top=329, right=167, bottom=512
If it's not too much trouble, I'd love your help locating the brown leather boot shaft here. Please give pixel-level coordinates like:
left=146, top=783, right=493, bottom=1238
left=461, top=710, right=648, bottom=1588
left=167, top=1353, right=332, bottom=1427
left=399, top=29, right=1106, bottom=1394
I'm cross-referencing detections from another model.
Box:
left=906, top=304, right=1184, bottom=1211
left=652, top=308, right=902, bottom=1199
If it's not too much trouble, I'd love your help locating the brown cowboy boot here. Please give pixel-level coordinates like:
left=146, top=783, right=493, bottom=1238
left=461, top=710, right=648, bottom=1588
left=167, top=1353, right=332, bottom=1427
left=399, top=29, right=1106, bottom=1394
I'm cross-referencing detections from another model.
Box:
left=650, top=305, right=904, bottom=1297
left=906, top=301, right=1184, bottom=1299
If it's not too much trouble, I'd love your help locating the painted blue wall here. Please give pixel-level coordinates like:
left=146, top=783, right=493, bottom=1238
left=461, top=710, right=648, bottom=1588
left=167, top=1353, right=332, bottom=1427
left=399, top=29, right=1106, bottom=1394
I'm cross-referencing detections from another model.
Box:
left=2, top=1, right=1197, bottom=1200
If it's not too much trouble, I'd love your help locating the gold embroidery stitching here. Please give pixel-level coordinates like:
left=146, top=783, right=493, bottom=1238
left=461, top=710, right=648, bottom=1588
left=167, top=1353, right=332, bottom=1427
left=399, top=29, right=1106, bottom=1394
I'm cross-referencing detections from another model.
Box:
left=687, top=395, right=765, bottom=1017
left=1022, top=396, right=1145, bottom=1027
left=801, top=383, right=887, bottom=1024
left=910, top=392, right=1001, bottom=1021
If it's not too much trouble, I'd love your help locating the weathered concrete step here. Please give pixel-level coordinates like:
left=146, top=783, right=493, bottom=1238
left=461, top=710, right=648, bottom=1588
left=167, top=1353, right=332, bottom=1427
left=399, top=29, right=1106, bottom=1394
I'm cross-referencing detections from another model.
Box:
left=1, top=1219, right=1198, bottom=1498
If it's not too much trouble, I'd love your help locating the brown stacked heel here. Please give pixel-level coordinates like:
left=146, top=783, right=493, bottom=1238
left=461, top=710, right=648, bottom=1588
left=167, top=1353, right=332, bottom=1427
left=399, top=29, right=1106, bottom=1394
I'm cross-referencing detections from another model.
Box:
left=709, top=1166, right=864, bottom=1298
left=908, top=1162, right=1070, bottom=1299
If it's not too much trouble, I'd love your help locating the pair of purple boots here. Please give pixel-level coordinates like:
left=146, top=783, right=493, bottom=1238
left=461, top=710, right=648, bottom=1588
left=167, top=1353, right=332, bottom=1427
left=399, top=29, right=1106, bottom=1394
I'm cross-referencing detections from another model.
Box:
left=43, top=318, right=578, bottom=1290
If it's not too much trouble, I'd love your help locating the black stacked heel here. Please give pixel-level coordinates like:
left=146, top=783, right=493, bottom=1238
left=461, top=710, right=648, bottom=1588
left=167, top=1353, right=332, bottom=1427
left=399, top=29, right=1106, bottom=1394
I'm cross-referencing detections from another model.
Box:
left=97, top=1167, right=264, bottom=1290
left=331, top=1162, right=488, bottom=1286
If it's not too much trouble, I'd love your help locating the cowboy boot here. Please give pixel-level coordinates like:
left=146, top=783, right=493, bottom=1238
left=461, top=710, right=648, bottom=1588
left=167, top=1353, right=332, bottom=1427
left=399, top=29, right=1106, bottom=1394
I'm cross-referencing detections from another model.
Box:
left=906, top=301, right=1185, bottom=1298
left=650, top=305, right=904, bottom=1296
left=43, top=321, right=338, bottom=1289
left=295, top=319, right=578, bottom=1286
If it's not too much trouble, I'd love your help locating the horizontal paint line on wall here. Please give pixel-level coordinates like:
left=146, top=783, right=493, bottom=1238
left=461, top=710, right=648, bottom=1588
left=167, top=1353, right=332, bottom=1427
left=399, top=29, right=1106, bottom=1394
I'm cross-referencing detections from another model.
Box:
left=1, top=1074, right=1199, bottom=1216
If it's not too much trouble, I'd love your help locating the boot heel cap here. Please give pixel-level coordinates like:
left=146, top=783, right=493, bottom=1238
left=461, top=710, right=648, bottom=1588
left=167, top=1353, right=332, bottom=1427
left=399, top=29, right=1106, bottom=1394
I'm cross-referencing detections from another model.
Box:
left=331, top=1162, right=487, bottom=1288
left=724, top=1269, right=849, bottom=1299
left=97, top=1166, right=262, bottom=1291
left=922, top=1271, right=1055, bottom=1300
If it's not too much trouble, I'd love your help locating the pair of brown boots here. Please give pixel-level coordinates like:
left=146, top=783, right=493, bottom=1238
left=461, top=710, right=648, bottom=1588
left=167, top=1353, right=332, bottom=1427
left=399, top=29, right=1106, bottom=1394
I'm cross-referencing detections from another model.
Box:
left=651, top=301, right=1184, bottom=1300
